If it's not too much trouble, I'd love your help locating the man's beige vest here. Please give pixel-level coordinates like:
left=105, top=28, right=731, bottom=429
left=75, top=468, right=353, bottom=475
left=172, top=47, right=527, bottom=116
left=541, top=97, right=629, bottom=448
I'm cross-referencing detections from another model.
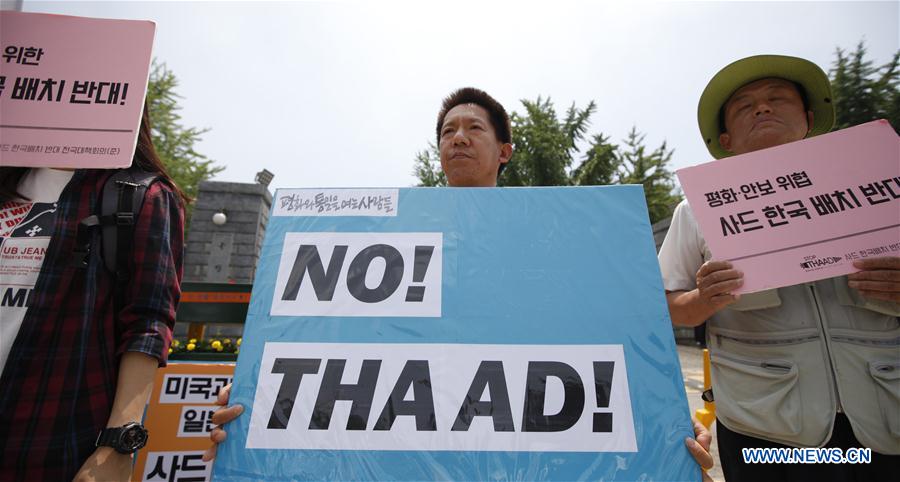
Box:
left=709, top=280, right=900, bottom=454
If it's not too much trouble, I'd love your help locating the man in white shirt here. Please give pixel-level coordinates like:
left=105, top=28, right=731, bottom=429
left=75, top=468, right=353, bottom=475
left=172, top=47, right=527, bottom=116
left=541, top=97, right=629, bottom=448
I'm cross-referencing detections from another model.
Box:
left=659, top=55, right=900, bottom=481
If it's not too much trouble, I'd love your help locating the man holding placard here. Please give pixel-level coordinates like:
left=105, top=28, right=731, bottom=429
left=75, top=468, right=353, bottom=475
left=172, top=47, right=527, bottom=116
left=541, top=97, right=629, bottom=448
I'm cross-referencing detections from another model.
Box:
left=205, top=87, right=716, bottom=480
left=202, top=87, right=516, bottom=461
left=659, top=55, right=900, bottom=481
left=202, top=87, right=517, bottom=462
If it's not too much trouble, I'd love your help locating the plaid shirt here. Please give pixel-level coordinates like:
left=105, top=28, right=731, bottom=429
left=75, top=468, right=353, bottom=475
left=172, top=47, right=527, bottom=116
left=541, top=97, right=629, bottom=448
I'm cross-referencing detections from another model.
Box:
left=0, top=169, right=183, bottom=481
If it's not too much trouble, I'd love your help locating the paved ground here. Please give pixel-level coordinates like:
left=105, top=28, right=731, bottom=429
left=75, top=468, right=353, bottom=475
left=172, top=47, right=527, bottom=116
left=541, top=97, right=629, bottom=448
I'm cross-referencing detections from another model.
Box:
left=678, top=343, right=725, bottom=482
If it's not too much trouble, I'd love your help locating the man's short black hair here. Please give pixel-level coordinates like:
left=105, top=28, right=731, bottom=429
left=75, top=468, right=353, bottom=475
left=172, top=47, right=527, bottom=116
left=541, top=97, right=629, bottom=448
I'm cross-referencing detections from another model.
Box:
left=718, top=80, right=811, bottom=134
left=436, top=87, right=512, bottom=176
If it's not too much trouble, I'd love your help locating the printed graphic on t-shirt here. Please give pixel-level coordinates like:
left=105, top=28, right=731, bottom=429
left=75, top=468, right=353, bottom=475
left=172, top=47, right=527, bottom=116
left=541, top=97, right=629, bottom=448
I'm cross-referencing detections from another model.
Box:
left=1, top=200, right=57, bottom=305
left=0, top=201, right=34, bottom=237
left=0, top=200, right=58, bottom=368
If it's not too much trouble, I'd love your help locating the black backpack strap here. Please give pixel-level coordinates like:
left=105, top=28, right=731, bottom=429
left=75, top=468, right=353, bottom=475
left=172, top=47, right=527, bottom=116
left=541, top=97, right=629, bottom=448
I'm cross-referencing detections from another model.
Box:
left=99, top=168, right=161, bottom=282
left=101, top=169, right=161, bottom=315
left=72, top=167, right=161, bottom=313
left=72, top=214, right=100, bottom=267
left=74, top=166, right=161, bottom=322
left=112, top=178, right=139, bottom=283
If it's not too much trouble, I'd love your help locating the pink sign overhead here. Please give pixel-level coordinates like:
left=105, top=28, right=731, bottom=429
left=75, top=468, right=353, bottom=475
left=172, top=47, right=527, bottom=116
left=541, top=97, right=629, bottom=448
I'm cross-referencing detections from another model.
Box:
left=0, top=11, right=155, bottom=168
left=677, top=120, right=900, bottom=294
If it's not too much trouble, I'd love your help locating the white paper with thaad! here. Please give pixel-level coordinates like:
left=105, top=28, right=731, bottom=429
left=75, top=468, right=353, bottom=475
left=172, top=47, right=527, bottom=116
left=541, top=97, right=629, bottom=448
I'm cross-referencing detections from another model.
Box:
left=247, top=342, right=636, bottom=453
left=677, top=120, right=900, bottom=293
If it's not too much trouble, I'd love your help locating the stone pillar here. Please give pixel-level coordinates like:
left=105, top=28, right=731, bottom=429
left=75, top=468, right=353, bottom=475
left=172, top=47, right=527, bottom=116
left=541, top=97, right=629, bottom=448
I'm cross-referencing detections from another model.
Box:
left=184, top=181, right=272, bottom=283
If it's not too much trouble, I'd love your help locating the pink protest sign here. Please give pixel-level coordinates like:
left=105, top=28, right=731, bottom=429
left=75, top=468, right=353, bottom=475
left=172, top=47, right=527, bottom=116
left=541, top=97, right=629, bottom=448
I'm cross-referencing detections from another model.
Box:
left=677, top=120, right=900, bottom=293
left=0, top=11, right=155, bottom=168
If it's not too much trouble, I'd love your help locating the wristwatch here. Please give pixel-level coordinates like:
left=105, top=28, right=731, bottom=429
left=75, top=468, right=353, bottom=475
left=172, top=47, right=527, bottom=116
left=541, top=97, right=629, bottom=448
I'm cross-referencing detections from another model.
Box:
left=95, top=422, right=149, bottom=454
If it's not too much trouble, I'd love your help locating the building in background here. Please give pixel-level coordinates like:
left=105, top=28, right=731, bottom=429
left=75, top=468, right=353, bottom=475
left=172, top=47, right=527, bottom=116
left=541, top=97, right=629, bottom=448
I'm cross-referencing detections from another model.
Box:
left=173, top=170, right=273, bottom=355
left=184, top=169, right=274, bottom=284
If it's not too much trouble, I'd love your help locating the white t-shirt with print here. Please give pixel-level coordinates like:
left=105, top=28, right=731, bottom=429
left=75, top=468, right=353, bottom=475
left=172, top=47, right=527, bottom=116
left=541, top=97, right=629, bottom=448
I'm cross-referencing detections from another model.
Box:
left=0, top=168, right=73, bottom=373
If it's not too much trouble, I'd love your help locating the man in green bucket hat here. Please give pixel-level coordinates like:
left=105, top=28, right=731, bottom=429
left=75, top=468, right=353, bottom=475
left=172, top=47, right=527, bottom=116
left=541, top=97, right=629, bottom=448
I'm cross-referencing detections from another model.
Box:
left=659, top=55, right=900, bottom=481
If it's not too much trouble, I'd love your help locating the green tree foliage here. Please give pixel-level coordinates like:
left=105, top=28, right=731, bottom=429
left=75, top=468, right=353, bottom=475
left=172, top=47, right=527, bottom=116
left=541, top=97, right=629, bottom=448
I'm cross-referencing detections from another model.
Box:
left=412, top=142, right=447, bottom=187
left=570, top=133, right=619, bottom=186
left=830, top=42, right=900, bottom=132
left=146, top=62, right=223, bottom=213
left=614, top=128, right=681, bottom=224
left=501, top=98, right=595, bottom=187
left=412, top=97, right=682, bottom=223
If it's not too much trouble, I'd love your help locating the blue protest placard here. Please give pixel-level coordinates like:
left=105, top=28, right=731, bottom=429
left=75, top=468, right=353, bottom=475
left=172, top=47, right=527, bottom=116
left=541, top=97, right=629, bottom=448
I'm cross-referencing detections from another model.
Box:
left=213, top=187, right=698, bottom=481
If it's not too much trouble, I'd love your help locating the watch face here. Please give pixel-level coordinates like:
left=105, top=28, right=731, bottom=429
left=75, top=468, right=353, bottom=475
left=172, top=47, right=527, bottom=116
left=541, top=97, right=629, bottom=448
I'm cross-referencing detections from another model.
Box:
left=120, top=424, right=148, bottom=451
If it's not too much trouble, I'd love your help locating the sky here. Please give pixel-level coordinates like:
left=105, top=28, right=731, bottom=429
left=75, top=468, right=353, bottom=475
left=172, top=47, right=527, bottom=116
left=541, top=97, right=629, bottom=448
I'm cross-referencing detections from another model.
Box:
left=18, top=0, right=900, bottom=190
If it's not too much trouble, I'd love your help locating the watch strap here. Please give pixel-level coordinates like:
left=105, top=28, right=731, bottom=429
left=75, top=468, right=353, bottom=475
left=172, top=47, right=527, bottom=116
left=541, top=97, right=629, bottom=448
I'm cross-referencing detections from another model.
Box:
left=95, top=426, right=122, bottom=448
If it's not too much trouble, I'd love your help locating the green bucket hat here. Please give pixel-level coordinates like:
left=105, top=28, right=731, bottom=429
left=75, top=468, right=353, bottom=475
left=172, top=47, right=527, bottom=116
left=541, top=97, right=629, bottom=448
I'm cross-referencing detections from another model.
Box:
left=698, top=54, right=835, bottom=159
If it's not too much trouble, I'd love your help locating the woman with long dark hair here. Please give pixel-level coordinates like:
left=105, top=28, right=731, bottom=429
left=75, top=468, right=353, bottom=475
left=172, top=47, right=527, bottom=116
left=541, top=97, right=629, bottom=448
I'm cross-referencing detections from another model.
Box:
left=0, top=102, right=186, bottom=481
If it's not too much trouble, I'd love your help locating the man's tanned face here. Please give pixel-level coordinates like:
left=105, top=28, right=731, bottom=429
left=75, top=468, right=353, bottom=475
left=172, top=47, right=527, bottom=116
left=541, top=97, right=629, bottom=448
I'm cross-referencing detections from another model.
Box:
left=719, top=78, right=813, bottom=155
left=438, top=104, right=512, bottom=187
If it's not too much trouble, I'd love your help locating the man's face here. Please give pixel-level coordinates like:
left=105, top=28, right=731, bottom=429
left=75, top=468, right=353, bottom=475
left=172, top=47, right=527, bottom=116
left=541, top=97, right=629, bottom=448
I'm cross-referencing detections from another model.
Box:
left=719, top=78, right=813, bottom=155
left=439, top=103, right=512, bottom=187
